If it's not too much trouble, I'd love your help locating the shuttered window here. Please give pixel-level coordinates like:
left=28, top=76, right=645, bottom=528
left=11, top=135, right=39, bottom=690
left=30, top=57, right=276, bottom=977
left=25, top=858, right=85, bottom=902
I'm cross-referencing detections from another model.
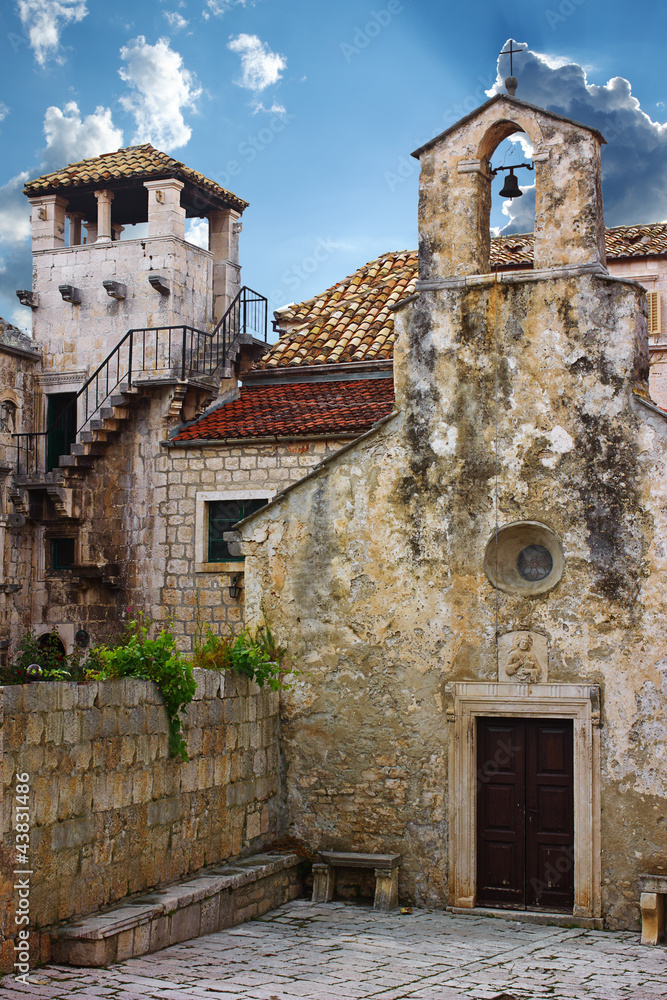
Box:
left=648, top=290, right=661, bottom=335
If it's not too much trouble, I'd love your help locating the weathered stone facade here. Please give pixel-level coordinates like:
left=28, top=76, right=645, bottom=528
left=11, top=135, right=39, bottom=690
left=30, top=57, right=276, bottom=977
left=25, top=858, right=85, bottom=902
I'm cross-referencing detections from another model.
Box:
left=2, top=97, right=667, bottom=957
left=0, top=669, right=280, bottom=969
left=236, top=96, right=667, bottom=929
left=611, top=254, right=667, bottom=407
left=0, top=325, right=40, bottom=663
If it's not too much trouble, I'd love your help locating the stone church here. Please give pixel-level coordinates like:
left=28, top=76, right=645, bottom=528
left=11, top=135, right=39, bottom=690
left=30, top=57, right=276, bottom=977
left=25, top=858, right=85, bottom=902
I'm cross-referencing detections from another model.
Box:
left=1, top=87, right=666, bottom=941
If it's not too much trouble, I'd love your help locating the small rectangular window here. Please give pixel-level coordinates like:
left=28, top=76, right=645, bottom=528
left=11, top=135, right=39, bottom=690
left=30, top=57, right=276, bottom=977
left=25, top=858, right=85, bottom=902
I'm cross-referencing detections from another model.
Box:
left=51, top=537, right=75, bottom=570
left=208, top=498, right=268, bottom=562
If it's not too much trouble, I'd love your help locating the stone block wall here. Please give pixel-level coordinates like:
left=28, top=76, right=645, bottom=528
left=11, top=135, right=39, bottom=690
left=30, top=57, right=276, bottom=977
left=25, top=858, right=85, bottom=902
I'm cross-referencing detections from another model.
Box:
left=151, top=437, right=346, bottom=646
left=0, top=668, right=281, bottom=971
left=12, top=365, right=348, bottom=658
left=0, top=334, right=40, bottom=665
left=32, top=236, right=214, bottom=380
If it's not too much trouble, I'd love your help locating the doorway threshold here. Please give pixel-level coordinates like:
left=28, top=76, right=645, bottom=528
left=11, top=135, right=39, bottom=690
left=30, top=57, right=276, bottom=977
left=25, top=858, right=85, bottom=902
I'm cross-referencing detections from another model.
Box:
left=448, top=906, right=603, bottom=931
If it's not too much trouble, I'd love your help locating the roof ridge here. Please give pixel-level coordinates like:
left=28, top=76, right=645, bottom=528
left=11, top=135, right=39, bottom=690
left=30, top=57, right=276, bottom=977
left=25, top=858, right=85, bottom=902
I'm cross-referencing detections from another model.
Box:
left=23, top=143, right=248, bottom=210
left=275, top=250, right=417, bottom=323
left=260, top=222, right=667, bottom=372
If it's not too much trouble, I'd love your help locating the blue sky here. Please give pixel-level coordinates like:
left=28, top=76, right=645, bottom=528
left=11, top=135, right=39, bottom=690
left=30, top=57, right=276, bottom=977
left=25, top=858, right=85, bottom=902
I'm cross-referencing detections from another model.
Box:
left=1, top=0, right=667, bottom=332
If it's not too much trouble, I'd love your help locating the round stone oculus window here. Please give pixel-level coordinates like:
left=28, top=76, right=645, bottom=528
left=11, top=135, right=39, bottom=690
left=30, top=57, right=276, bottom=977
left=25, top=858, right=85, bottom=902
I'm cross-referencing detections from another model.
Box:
left=517, top=544, right=553, bottom=581
left=484, top=521, right=564, bottom=596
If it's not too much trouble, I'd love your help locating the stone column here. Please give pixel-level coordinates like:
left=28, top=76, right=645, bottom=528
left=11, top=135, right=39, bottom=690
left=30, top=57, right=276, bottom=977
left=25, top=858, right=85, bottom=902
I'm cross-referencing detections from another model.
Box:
left=373, top=868, right=398, bottom=911
left=83, top=222, right=97, bottom=245
left=144, top=178, right=185, bottom=240
left=67, top=211, right=85, bottom=246
left=94, top=190, right=114, bottom=243
left=311, top=863, right=335, bottom=903
left=209, top=208, right=242, bottom=321
left=111, top=223, right=125, bottom=242
left=28, top=195, right=68, bottom=251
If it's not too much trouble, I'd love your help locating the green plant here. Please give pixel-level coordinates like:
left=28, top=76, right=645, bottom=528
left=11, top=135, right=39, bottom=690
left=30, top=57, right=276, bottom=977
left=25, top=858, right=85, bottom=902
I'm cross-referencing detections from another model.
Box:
left=3, top=627, right=86, bottom=684
left=86, top=615, right=196, bottom=760
left=192, top=617, right=289, bottom=691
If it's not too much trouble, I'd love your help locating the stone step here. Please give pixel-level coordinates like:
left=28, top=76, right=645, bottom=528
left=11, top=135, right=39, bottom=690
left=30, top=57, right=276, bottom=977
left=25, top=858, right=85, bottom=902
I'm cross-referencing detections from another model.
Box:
left=89, top=419, right=116, bottom=433
left=80, top=430, right=109, bottom=445
left=109, top=393, right=131, bottom=407
left=50, top=851, right=302, bottom=967
left=58, top=454, right=93, bottom=468
left=99, top=406, right=129, bottom=421
left=70, top=442, right=105, bottom=457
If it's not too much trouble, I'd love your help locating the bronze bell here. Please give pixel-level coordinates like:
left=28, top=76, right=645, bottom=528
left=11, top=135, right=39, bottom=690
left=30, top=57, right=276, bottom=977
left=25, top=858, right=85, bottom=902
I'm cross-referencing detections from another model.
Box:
left=499, top=168, right=522, bottom=199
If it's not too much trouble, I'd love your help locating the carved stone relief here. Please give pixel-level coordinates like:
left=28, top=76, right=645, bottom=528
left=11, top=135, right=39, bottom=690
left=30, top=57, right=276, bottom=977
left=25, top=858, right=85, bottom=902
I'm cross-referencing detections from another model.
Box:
left=498, top=630, right=548, bottom=683
left=0, top=401, right=16, bottom=434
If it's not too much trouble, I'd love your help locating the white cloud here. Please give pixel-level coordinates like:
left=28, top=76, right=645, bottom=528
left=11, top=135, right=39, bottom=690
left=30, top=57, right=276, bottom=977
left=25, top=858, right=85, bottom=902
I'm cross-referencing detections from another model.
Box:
left=0, top=104, right=9, bottom=123
left=185, top=218, right=209, bottom=249
left=0, top=182, right=34, bottom=326
left=0, top=173, right=32, bottom=246
left=499, top=183, right=536, bottom=236
left=252, top=100, right=286, bottom=115
left=227, top=33, right=286, bottom=92
left=119, top=36, right=201, bottom=151
left=42, top=102, right=123, bottom=171
left=16, top=0, right=88, bottom=65
left=491, top=41, right=667, bottom=228
left=203, top=0, right=253, bottom=18
left=9, top=306, right=32, bottom=332
left=0, top=101, right=122, bottom=321
left=164, top=11, right=189, bottom=30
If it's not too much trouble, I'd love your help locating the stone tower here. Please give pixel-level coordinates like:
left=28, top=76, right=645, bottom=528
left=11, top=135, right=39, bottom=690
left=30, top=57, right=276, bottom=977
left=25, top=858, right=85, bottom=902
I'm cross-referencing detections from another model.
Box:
left=6, top=147, right=262, bottom=654
left=21, top=144, right=248, bottom=383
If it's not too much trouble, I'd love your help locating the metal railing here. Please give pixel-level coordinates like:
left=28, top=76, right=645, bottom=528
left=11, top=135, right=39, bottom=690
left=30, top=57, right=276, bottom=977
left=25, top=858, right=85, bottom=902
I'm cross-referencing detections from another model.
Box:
left=13, top=287, right=267, bottom=476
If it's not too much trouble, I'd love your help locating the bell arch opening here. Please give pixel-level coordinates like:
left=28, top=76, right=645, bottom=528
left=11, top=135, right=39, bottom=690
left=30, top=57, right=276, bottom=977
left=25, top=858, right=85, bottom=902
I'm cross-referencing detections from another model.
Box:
left=475, top=119, right=538, bottom=273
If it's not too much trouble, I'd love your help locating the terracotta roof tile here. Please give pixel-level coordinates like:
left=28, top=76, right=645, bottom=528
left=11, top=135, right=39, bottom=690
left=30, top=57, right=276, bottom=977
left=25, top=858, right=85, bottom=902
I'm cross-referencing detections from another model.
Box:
left=23, top=143, right=248, bottom=211
left=259, top=224, right=667, bottom=370
left=172, top=379, right=395, bottom=442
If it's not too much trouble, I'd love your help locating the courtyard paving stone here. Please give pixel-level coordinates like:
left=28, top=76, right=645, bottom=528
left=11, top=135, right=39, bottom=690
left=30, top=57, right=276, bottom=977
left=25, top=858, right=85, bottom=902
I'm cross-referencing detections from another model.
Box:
left=0, top=900, right=665, bottom=999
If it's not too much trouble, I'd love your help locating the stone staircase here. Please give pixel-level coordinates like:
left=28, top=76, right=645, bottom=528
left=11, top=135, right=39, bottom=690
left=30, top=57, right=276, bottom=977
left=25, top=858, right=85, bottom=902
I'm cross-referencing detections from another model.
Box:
left=49, top=851, right=302, bottom=967
left=56, top=381, right=152, bottom=472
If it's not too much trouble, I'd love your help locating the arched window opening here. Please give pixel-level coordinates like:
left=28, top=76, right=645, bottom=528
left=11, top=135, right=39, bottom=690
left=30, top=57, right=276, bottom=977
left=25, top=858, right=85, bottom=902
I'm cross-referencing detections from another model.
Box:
left=38, top=631, right=66, bottom=657
left=489, top=135, right=535, bottom=243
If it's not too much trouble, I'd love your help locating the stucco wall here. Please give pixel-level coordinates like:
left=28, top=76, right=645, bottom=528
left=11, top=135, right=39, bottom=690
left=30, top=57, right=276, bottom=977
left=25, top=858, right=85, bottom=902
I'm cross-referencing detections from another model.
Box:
left=0, top=669, right=281, bottom=969
left=239, top=270, right=667, bottom=929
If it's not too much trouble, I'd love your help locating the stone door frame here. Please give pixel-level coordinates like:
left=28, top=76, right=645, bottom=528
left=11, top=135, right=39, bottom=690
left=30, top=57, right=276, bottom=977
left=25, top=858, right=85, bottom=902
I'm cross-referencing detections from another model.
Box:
left=445, top=682, right=601, bottom=920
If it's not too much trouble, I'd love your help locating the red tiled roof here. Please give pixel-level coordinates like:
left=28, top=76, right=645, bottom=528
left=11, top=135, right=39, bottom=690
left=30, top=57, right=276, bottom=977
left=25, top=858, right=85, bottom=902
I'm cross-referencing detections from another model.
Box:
left=172, top=379, right=395, bottom=442
left=24, top=143, right=248, bottom=212
left=259, top=224, right=667, bottom=370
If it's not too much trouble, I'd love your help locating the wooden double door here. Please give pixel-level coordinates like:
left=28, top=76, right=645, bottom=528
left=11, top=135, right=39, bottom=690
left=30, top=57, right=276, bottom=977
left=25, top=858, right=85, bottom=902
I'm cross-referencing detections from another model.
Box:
left=476, top=717, right=574, bottom=911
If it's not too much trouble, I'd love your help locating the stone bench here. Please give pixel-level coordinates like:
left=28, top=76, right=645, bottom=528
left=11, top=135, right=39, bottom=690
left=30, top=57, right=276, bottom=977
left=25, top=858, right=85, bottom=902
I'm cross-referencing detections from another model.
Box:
left=50, top=852, right=301, bottom=966
left=312, top=851, right=401, bottom=911
left=639, top=874, right=667, bottom=945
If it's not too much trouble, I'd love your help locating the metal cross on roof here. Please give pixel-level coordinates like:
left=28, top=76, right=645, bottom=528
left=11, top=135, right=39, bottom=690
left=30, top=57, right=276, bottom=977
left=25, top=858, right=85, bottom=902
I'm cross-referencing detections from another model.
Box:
left=499, top=40, right=523, bottom=77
